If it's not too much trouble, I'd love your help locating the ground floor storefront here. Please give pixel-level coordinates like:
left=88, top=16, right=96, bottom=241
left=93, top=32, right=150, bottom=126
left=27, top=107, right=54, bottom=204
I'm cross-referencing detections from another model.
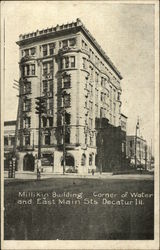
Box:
left=14, top=146, right=97, bottom=175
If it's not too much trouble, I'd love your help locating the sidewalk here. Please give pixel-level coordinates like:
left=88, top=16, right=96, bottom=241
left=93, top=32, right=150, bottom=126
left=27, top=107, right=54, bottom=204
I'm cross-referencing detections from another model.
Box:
left=4, top=171, right=153, bottom=181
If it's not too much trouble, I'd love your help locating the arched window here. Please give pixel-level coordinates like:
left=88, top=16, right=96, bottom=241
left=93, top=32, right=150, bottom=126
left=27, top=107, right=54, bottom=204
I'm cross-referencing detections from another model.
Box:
left=61, top=154, right=75, bottom=167
left=23, top=153, right=35, bottom=171
left=81, top=154, right=86, bottom=166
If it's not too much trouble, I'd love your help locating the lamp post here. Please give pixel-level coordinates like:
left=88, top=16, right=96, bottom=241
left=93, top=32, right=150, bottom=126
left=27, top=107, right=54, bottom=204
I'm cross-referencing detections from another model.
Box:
left=62, top=108, right=66, bottom=175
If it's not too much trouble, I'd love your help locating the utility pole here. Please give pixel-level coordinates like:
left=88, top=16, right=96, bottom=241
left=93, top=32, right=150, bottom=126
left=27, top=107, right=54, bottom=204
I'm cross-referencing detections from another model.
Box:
left=63, top=108, right=66, bottom=175
left=135, top=118, right=139, bottom=169
left=61, top=90, right=67, bottom=175
left=38, top=111, right=41, bottom=159
left=144, top=144, right=147, bottom=171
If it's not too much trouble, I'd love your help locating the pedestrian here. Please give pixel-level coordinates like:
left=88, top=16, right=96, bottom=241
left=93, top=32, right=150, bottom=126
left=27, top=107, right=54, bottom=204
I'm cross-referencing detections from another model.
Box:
left=91, top=169, right=94, bottom=176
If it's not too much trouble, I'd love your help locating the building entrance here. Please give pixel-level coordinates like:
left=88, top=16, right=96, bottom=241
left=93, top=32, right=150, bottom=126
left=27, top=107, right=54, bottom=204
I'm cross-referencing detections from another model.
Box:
left=23, top=153, right=35, bottom=171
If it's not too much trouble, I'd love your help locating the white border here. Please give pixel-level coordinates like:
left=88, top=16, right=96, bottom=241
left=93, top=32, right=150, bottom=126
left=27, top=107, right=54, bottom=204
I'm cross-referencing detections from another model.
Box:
left=1, top=1, right=159, bottom=250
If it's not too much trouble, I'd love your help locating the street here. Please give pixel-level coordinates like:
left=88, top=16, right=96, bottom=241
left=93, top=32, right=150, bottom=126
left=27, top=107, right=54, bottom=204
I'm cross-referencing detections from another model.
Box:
left=4, top=176, right=154, bottom=240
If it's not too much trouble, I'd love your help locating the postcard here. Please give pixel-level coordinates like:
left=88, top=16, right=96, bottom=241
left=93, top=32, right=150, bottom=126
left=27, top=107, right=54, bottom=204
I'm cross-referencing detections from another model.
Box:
left=1, top=1, right=159, bottom=250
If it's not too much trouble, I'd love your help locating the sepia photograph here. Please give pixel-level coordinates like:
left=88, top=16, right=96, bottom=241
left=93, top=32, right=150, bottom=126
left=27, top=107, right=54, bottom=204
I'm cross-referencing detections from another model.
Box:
left=1, top=1, right=159, bottom=249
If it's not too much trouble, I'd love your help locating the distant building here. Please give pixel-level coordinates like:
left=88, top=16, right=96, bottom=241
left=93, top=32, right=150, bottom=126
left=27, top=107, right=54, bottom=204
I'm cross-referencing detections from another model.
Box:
left=4, top=120, right=16, bottom=170
left=13, top=18, right=124, bottom=173
left=126, top=135, right=148, bottom=169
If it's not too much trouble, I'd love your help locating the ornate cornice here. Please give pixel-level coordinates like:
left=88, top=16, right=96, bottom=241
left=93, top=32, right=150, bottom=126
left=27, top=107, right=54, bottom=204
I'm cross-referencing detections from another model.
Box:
left=17, top=18, right=122, bottom=80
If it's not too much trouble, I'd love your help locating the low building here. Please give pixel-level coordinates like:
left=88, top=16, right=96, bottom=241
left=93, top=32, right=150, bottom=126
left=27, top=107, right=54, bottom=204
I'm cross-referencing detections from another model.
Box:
left=95, top=114, right=127, bottom=172
left=4, top=120, right=16, bottom=170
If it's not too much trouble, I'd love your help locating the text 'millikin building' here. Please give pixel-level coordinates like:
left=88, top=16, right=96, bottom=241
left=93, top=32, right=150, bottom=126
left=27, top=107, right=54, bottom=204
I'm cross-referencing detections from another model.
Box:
left=15, top=18, right=124, bottom=173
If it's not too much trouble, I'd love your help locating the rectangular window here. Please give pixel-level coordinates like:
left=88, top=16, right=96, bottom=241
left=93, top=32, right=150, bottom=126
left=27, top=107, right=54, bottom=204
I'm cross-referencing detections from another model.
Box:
left=24, top=99, right=31, bottom=112
left=43, top=63, right=47, bottom=75
left=49, top=117, right=53, bottom=127
left=45, top=135, right=50, bottom=145
left=65, top=57, right=69, bottom=68
left=42, top=117, right=47, bottom=127
left=101, top=92, right=103, bottom=102
left=4, top=137, right=8, bottom=146
left=48, top=98, right=53, bottom=110
left=30, top=47, right=36, bottom=55
left=24, top=117, right=31, bottom=128
left=118, top=92, right=120, bottom=101
left=63, top=75, right=70, bottom=89
left=65, top=112, right=71, bottom=125
left=43, top=45, right=47, bottom=56
left=11, top=137, right=15, bottom=146
left=48, top=80, right=53, bottom=92
left=65, top=129, right=70, bottom=144
left=31, top=64, right=35, bottom=75
left=24, top=82, right=31, bottom=94
left=63, top=94, right=71, bottom=107
left=70, top=56, right=75, bottom=68
left=26, top=65, right=30, bottom=75
left=43, top=80, right=48, bottom=92
left=82, top=40, right=85, bottom=48
left=25, top=135, right=30, bottom=146
left=24, top=49, right=29, bottom=56
left=49, top=43, right=55, bottom=55
left=62, top=40, right=68, bottom=48
left=48, top=62, right=53, bottom=73
left=69, top=38, right=76, bottom=47
left=83, top=58, right=87, bottom=69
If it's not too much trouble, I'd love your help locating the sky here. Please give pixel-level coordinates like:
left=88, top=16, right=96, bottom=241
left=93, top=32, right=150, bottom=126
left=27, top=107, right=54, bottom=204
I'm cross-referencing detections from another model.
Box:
left=1, top=1, right=156, bottom=147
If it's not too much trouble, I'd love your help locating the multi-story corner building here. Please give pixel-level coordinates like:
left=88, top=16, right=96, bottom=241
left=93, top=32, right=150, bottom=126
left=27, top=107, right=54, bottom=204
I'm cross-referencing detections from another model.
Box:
left=15, top=18, right=123, bottom=173
left=126, top=135, right=147, bottom=169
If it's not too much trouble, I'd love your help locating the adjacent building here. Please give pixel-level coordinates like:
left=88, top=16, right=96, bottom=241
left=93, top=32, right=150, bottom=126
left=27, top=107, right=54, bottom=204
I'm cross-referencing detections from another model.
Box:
left=13, top=18, right=124, bottom=173
left=4, top=120, right=16, bottom=170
